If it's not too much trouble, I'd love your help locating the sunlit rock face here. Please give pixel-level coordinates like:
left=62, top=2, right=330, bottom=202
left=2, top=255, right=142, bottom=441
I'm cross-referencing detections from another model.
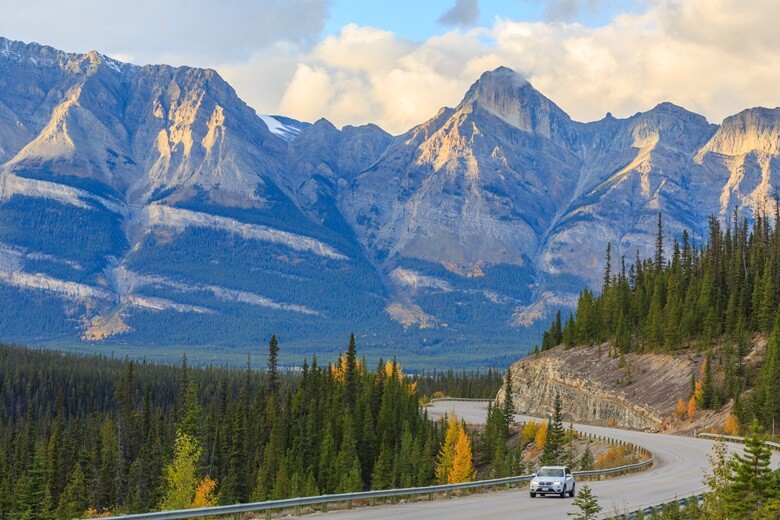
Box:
left=0, top=37, right=779, bottom=359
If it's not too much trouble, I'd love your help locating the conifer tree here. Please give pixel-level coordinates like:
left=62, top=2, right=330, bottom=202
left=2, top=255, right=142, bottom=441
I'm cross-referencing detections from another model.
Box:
left=721, top=421, right=777, bottom=516
left=344, top=334, right=358, bottom=408
left=501, top=368, right=514, bottom=431
left=267, top=335, right=280, bottom=399
left=335, top=414, right=363, bottom=492
left=579, top=441, right=594, bottom=471
left=655, top=212, right=664, bottom=272
left=448, top=428, right=476, bottom=484
left=370, top=442, right=394, bottom=490
left=435, top=415, right=459, bottom=484
left=542, top=393, right=565, bottom=465
left=56, top=462, right=88, bottom=520
left=16, top=443, right=52, bottom=520
left=568, top=485, right=601, bottom=520
left=97, top=418, right=119, bottom=511
left=177, top=380, right=202, bottom=440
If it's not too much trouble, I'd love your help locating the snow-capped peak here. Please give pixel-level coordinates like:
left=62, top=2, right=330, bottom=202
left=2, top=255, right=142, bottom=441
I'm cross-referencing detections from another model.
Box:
left=259, top=114, right=310, bottom=142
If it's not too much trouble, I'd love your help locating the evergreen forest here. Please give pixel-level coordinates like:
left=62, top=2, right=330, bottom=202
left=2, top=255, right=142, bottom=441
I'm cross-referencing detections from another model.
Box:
left=540, top=211, right=780, bottom=434
left=0, top=335, right=503, bottom=518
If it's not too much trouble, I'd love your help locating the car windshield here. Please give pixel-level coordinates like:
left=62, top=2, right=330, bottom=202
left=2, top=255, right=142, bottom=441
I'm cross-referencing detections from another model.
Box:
left=537, top=468, right=564, bottom=477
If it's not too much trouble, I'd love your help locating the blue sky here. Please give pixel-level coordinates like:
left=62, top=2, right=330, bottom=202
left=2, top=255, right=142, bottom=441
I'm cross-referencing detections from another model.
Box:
left=324, top=0, right=642, bottom=41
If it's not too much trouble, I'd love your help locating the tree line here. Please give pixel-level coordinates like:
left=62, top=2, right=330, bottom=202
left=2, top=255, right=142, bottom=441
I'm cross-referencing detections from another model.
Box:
left=0, top=335, right=486, bottom=518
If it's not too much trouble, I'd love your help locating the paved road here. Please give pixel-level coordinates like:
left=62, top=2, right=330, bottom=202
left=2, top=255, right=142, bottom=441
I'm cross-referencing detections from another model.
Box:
left=320, top=400, right=780, bottom=519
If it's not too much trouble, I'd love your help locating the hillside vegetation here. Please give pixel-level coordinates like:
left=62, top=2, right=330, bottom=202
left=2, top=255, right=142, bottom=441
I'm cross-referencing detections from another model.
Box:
left=540, top=211, right=780, bottom=435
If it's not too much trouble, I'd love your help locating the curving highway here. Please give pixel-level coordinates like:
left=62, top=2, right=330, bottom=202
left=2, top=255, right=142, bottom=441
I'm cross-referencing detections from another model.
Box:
left=320, top=400, right=780, bottom=519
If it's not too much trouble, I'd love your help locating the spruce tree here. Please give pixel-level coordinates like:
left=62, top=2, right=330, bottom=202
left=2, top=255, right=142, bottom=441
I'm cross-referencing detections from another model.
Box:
left=16, top=442, right=52, bottom=520
left=267, top=335, right=280, bottom=399
left=501, top=368, right=514, bottom=432
left=568, top=485, right=601, bottom=520
left=722, top=421, right=777, bottom=515
left=344, top=334, right=358, bottom=408
left=542, top=393, right=565, bottom=465
left=56, top=463, right=88, bottom=520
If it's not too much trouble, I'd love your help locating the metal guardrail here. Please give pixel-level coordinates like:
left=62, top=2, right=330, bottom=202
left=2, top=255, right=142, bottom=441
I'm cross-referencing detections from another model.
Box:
left=428, top=397, right=493, bottom=403
left=697, top=432, right=780, bottom=451
left=607, top=494, right=704, bottom=520
left=98, top=453, right=653, bottom=520
left=614, top=431, right=780, bottom=519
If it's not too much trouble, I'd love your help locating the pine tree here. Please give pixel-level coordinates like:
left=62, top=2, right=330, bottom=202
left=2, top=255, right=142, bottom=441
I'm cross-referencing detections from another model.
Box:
left=501, top=368, right=514, bottom=432
left=542, top=393, right=565, bottom=465
left=56, top=463, right=88, bottom=520
left=177, top=380, right=202, bottom=440
left=16, top=442, right=52, bottom=520
left=267, top=335, right=280, bottom=399
left=721, top=421, right=777, bottom=515
left=700, top=352, right=717, bottom=409
left=655, top=212, right=664, bottom=272
left=579, top=441, right=594, bottom=471
left=568, top=485, right=601, bottom=519
left=97, top=418, right=119, bottom=511
left=335, top=414, right=363, bottom=492
left=343, top=334, right=358, bottom=408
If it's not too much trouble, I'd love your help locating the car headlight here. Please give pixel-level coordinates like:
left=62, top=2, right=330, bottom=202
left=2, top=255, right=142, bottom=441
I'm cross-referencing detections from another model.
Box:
left=553, top=481, right=562, bottom=486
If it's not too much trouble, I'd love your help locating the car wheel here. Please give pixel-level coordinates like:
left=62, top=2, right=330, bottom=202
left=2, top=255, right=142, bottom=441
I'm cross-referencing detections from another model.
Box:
left=560, top=488, right=566, bottom=498
left=569, top=484, right=575, bottom=497
left=530, top=492, right=536, bottom=498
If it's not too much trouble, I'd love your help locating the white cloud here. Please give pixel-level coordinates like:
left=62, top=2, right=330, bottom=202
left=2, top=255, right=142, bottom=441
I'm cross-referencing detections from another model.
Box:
left=4, top=0, right=778, bottom=135
left=265, top=0, right=780, bottom=134
left=0, top=0, right=330, bottom=65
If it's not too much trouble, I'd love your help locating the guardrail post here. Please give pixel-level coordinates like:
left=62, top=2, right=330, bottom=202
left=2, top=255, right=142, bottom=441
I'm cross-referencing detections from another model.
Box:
left=428, top=492, right=434, bottom=501
left=294, top=505, right=301, bottom=516
left=321, top=502, right=328, bottom=513
left=265, top=509, right=271, bottom=520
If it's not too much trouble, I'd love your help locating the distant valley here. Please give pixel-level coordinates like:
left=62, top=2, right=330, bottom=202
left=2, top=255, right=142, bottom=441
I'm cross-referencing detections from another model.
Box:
left=0, top=36, right=779, bottom=367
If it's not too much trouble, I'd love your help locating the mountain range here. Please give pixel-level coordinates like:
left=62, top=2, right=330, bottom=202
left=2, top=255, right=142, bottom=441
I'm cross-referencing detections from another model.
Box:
left=0, top=36, right=778, bottom=367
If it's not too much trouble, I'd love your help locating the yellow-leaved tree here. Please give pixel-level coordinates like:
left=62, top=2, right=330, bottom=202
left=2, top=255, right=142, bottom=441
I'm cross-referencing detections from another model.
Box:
left=723, top=414, right=740, bottom=436
left=676, top=398, right=687, bottom=419
left=687, top=396, right=697, bottom=419
left=448, top=428, right=476, bottom=484
left=159, top=430, right=218, bottom=510
left=191, top=476, right=218, bottom=508
left=523, top=420, right=539, bottom=444
left=435, top=414, right=460, bottom=484
left=535, top=420, right=548, bottom=449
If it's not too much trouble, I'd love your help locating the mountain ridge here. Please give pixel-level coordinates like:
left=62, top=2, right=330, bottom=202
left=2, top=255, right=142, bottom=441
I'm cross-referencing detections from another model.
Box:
left=0, top=35, right=779, bottom=366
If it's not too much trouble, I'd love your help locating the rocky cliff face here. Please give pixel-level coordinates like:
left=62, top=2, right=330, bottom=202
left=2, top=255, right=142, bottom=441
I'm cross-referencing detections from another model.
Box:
left=1, top=35, right=779, bottom=364
left=497, top=345, right=699, bottom=431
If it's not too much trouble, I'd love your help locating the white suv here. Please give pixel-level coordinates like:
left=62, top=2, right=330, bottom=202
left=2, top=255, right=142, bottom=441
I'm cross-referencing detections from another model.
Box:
left=529, top=466, right=575, bottom=498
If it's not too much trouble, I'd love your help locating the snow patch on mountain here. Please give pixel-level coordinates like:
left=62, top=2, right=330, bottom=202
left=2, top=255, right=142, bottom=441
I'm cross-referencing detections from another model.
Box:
left=111, top=266, right=319, bottom=315
left=390, top=268, right=453, bottom=292
left=143, top=205, right=348, bottom=260
left=0, top=270, right=113, bottom=301
left=259, top=115, right=309, bottom=142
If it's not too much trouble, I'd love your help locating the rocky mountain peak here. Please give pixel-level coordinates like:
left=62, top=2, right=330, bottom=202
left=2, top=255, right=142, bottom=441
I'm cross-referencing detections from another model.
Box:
left=703, top=107, right=780, bottom=157
left=459, top=66, right=573, bottom=140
